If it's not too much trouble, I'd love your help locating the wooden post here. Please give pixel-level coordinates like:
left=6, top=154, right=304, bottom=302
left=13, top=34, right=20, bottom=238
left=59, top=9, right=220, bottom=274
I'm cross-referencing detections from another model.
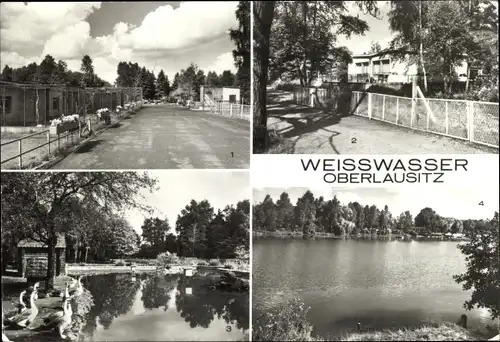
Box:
left=467, top=101, right=474, bottom=142
left=445, top=101, right=449, bottom=135
left=57, top=133, right=60, bottom=149
left=18, top=139, right=22, bottom=169
left=47, top=133, right=51, bottom=154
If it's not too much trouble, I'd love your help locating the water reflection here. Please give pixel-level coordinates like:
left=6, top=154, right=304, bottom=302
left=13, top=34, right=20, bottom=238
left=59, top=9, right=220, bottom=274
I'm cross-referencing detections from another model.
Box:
left=78, top=271, right=248, bottom=341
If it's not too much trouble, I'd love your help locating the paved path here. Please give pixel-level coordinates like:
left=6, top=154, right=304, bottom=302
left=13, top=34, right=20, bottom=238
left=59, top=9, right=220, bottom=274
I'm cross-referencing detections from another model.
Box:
left=266, top=94, right=498, bottom=154
left=51, top=105, right=250, bottom=169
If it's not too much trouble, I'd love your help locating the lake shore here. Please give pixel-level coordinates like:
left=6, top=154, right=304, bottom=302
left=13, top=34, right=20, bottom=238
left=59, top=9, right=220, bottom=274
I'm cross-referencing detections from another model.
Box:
left=252, top=230, right=470, bottom=241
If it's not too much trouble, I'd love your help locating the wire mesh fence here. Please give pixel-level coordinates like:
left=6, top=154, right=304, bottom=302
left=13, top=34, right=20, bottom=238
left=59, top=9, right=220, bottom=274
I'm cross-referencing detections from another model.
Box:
left=292, top=86, right=499, bottom=148
left=0, top=81, right=143, bottom=127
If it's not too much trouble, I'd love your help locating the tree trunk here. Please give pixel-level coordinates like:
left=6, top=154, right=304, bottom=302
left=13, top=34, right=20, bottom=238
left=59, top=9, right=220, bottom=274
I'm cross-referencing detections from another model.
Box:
left=84, top=247, right=89, bottom=263
left=46, top=229, right=57, bottom=290
left=465, top=61, right=471, bottom=92
left=419, top=0, right=428, bottom=92
left=35, top=89, right=40, bottom=125
left=253, top=1, right=276, bottom=152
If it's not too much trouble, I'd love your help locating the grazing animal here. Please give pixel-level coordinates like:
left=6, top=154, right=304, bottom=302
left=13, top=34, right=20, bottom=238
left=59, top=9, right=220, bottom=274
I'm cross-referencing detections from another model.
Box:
left=6, top=289, right=38, bottom=328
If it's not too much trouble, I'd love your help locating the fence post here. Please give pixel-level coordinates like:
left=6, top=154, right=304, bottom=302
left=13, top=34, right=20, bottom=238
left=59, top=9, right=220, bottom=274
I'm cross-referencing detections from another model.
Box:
left=396, top=97, right=399, bottom=124
left=356, top=92, right=359, bottom=116
left=240, top=104, right=243, bottom=119
left=411, top=77, right=416, bottom=127
left=47, top=133, right=51, bottom=154
left=230, top=103, right=233, bottom=117
left=382, top=95, right=386, bottom=120
left=23, top=86, right=26, bottom=126
left=57, top=133, right=61, bottom=150
left=368, top=93, right=372, bottom=119
left=467, top=101, right=474, bottom=142
left=18, top=139, right=22, bottom=169
left=445, top=101, right=449, bottom=135
left=426, top=100, right=430, bottom=130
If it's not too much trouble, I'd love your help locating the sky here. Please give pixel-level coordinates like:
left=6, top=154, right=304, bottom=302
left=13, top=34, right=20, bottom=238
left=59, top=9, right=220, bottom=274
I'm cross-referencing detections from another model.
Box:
left=253, top=187, right=499, bottom=221
left=124, top=171, right=250, bottom=236
left=0, top=2, right=240, bottom=83
left=336, top=1, right=394, bottom=56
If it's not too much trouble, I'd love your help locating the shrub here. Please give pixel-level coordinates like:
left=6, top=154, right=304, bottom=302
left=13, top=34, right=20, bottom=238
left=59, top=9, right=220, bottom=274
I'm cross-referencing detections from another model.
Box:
left=224, top=264, right=234, bottom=269
left=197, top=261, right=208, bottom=266
left=253, top=298, right=316, bottom=341
left=156, top=252, right=179, bottom=267
left=209, top=260, right=220, bottom=267
left=114, top=260, right=126, bottom=266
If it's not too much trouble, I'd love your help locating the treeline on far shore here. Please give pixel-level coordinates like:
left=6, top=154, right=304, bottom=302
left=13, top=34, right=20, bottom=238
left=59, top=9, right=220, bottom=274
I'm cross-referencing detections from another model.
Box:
left=253, top=191, right=498, bottom=238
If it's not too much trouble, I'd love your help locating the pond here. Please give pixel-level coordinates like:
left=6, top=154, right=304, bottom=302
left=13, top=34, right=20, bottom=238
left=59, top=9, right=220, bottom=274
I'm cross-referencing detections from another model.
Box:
left=253, top=238, right=492, bottom=339
left=3, top=270, right=249, bottom=341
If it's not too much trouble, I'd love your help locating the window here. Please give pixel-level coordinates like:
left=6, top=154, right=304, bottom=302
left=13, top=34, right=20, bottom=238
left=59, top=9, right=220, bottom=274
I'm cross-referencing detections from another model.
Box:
left=229, top=94, right=236, bottom=103
left=0, top=96, right=12, bottom=114
left=52, top=97, right=60, bottom=110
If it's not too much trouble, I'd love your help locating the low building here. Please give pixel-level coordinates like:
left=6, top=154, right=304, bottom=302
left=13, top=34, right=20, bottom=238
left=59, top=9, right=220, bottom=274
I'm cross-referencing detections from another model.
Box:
left=200, top=86, right=240, bottom=105
left=17, top=233, right=66, bottom=280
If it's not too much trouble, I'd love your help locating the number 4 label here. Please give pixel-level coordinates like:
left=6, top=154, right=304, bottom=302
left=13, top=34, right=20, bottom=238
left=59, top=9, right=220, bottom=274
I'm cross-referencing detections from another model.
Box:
left=478, top=201, right=484, bottom=206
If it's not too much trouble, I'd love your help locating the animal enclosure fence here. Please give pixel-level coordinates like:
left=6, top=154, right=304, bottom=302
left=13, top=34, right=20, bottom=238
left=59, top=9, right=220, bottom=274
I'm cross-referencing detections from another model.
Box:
left=0, top=81, right=143, bottom=127
left=293, top=86, right=499, bottom=148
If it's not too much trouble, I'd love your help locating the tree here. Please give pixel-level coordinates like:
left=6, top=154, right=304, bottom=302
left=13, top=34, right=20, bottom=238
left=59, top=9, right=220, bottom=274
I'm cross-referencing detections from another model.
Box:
left=37, top=55, right=58, bottom=84
left=368, top=41, right=382, bottom=54
left=230, top=1, right=251, bottom=104
left=80, top=55, right=95, bottom=87
left=253, top=1, right=276, bottom=153
left=171, top=72, right=180, bottom=92
left=176, top=200, right=214, bottom=257
left=157, top=70, right=170, bottom=98
left=206, top=71, right=220, bottom=86
left=275, top=192, right=295, bottom=231
left=1, top=65, right=13, bottom=81
left=108, top=217, right=140, bottom=257
left=141, top=217, right=172, bottom=256
left=219, top=70, right=236, bottom=87
left=396, top=211, right=413, bottom=232
left=1, top=172, right=157, bottom=288
left=454, top=212, right=499, bottom=320
left=415, top=207, right=440, bottom=231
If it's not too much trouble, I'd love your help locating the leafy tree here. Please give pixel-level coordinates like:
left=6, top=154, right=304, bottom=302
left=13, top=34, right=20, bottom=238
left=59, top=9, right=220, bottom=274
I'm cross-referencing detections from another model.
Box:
left=454, top=211, right=499, bottom=320
left=396, top=211, right=413, bottom=232
left=1, top=65, right=13, bottom=81
left=230, top=1, right=251, bottom=104
left=368, top=41, right=382, bottom=54
left=275, top=192, right=295, bottom=231
left=261, top=195, right=278, bottom=232
left=415, top=207, right=440, bottom=230
left=141, top=217, right=172, bottom=256
left=219, top=70, right=236, bottom=87
left=80, top=55, right=95, bottom=87
left=206, top=71, right=221, bottom=86
left=176, top=199, right=214, bottom=257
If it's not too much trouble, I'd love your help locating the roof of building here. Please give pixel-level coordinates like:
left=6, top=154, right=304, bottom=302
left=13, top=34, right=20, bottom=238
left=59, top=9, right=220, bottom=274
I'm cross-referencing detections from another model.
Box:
left=18, top=233, right=66, bottom=248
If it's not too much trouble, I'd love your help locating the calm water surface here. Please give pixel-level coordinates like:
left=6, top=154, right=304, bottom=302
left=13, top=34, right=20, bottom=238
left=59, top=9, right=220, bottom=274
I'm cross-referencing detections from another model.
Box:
left=4, top=270, right=248, bottom=341
left=253, top=239, right=492, bottom=339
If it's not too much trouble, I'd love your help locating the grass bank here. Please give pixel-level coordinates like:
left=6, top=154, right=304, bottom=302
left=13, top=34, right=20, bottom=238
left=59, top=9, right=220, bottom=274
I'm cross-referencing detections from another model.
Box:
left=253, top=298, right=494, bottom=341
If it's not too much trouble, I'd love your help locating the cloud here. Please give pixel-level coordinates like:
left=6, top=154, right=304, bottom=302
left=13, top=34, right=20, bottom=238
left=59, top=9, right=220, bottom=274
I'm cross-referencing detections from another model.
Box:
left=0, top=2, right=239, bottom=83
left=204, top=52, right=236, bottom=74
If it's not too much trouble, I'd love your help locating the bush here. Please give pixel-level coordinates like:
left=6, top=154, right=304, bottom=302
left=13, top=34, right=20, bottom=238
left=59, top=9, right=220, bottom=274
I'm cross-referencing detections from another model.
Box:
left=209, top=260, right=220, bottom=267
left=115, top=260, right=126, bottom=266
left=253, top=298, right=316, bottom=341
left=197, top=261, right=208, bottom=266
left=156, top=252, right=179, bottom=267
left=224, top=264, right=234, bottom=269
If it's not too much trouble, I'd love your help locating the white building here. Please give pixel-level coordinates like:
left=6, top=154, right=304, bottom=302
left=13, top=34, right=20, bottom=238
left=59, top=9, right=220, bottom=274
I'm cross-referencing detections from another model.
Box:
left=347, top=50, right=470, bottom=83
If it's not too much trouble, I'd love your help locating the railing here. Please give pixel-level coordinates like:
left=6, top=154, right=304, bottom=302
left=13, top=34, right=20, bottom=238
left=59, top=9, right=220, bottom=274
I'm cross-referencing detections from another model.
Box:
left=1, top=103, right=143, bottom=169
left=350, top=91, right=499, bottom=148
left=205, top=101, right=251, bottom=121
left=293, top=87, right=499, bottom=148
